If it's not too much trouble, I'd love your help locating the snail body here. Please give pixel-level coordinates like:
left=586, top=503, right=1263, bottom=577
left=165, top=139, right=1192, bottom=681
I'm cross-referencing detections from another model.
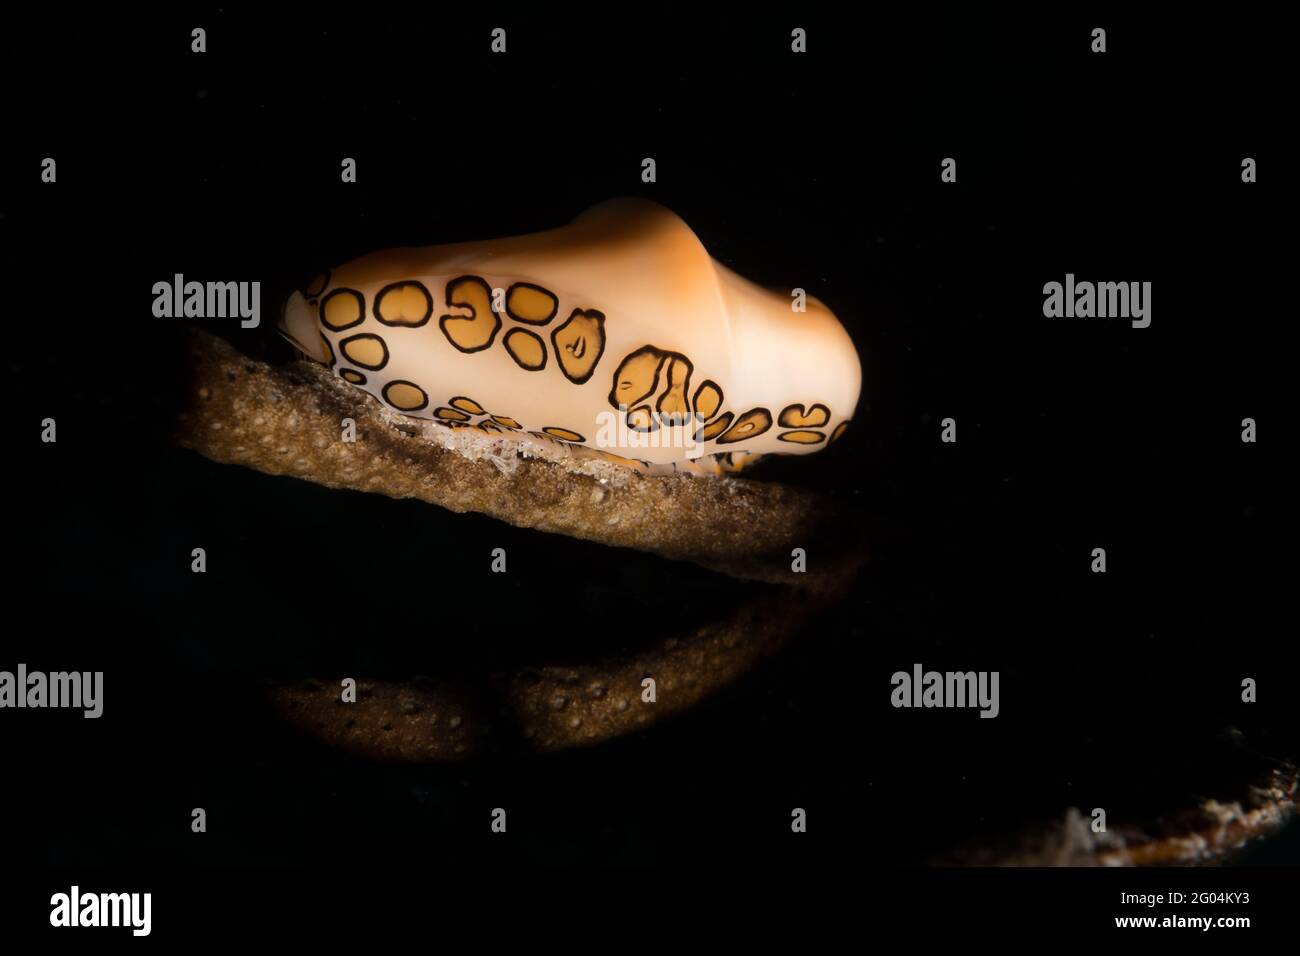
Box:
left=279, top=199, right=860, bottom=475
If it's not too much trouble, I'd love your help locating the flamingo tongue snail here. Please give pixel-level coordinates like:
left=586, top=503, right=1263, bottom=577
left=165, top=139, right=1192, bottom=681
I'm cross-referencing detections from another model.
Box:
left=279, top=198, right=861, bottom=476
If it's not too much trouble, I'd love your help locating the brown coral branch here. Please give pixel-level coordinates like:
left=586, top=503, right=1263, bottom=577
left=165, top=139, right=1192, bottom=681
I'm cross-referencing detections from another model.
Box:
left=172, top=329, right=866, bottom=760
left=173, top=328, right=865, bottom=589
left=263, top=580, right=843, bottom=762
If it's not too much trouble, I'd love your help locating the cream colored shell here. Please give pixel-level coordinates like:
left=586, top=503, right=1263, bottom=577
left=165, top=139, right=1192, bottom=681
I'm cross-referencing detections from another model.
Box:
left=279, top=199, right=861, bottom=474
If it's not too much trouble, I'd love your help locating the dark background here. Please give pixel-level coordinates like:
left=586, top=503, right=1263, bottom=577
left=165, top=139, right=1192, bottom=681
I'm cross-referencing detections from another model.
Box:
left=0, top=4, right=1292, bottom=884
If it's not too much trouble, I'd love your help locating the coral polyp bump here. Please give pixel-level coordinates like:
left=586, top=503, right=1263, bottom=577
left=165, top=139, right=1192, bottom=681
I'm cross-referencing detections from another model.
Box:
left=279, top=199, right=861, bottom=476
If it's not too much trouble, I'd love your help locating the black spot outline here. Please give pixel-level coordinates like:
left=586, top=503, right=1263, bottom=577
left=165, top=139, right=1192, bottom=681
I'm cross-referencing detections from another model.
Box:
left=303, top=270, right=331, bottom=298
left=627, top=404, right=659, bottom=434
left=692, top=380, right=724, bottom=421
left=319, top=288, right=366, bottom=332
left=608, top=348, right=665, bottom=413
left=434, top=407, right=471, bottom=422
left=449, top=396, right=487, bottom=416
left=383, top=379, right=429, bottom=412
left=321, top=333, right=337, bottom=369
left=693, top=411, right=734, bottom=443
left=542, top=426, right=586, bottom=443
left=491, top=415, right=522, bottom=430
left=338, top=332, right=390, bottom=370
left=608, top=345, right=665, bottom=411
left=777, top=429, right=826, bottom=444
left=503, top=327, right=548, bottom=371
left=374, top=280, right=434, bottom=328
left=830, top=421, right=850, bottom=443
left=439, top=275, right=502, bottom=353
left=654, top=354, right=694, bottom=427
left=339, top=368, right=367, bottom=385
left=552, top=308, right=607, bottom=385
left=716, top=407, right=773, bottom=445
left=505, top=282, right=559, bottom=325
left=778, top=403, right=831, bottom=429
